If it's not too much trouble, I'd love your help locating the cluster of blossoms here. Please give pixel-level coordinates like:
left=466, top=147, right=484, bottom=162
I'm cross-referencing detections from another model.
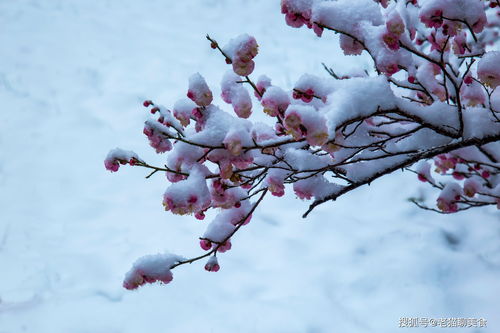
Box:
left=104, top=149, right=140, bottom=172
left=415, top=148, right=499, bottom=213
left=107, top=0, right=500, bottom=288
left=123, top=253, right=183, bottom=290
left=214, top=34, right=259, bottom=77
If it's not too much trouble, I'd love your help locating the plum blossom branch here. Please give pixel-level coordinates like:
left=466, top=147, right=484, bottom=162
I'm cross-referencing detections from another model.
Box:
left=169, top=189, right=268, bottom=270
left=108, top=1, right=500, bottom=289
left=304, top=133, right=500, bottom=217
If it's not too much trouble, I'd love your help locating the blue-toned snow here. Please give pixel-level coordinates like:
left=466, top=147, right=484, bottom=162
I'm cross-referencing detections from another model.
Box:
left=1, top=1, right=499, bottom=332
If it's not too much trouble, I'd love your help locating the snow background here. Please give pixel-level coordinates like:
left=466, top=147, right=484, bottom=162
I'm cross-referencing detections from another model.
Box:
left=1, top=0, right=499, bottom=332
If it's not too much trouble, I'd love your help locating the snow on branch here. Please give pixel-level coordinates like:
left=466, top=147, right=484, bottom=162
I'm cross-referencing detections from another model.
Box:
left=107, top=0, right=500, bottom=288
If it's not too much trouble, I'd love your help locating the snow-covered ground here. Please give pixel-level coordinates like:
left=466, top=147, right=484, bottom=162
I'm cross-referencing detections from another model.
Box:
left=1, top=1, right=499, bottom=332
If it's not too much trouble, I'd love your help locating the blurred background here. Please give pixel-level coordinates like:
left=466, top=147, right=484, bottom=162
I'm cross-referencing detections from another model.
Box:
left=1, top=1, right=499, bottom=332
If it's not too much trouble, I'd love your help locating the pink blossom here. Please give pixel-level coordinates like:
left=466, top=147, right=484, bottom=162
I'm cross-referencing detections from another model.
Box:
left=477, top=51, right=500, bottom=88
left=200, top=239, right=212, bottom=251
left=166, top=172, right=186, bottom=183
left=382, top=32, right=400, bottom=51
left=434, top=154, right=458, bottom=174
left=187, top=73, right=213, bottom=107
left=284, top=110, right=304, bottom=139
left=217, top=240, right=232, bottom=253
left=123, top=253, right=181, bottom=290
left=266, top=175, right=285, bottom=197
left=408, top=27, right=416, bottom=40
left=231, top=86, right=252, bottom=118
left=284, top=105, right=328, bottom=145
left=232, top=58, right=255, bottom=76
left=255, top=75, right=271, bottom=99
left=463, top=178, right=480, bottom=197
left=427, top=32, right=449, bottom=52
left=373, top=0, right=389, bottom=8
left=235, top=36, right=258, bottom=62
left=291, top=175, right=336, bottom=201
left=210, top=181, right=246, bottom=209
left=281, top=0, right=313, bottom=29
left=143, top=123, right=173, bottom=153
left=416, top=161, right=434, bottom=183
left=204, top=256, right=220, bottom=272
left=223, top=131, right=243, bottom=156
left=220, top=70, right=241, bottom=104
left=436, top=198, right=458, bottom=213
left=420, top=9, right=443, bottom=29
left=460, top=80, right=486, bottom=106
left=104, top=159, right=120, bottom=172
left=307, top=128, right=328, bottom=147
left=301, top=89, right=314, bottom=103
left=173, top=98, right=196, bottom=127
left=321, top=132, right=343, bottom=154
left=195, top=211, right=206, bottom=220
left=313, top=23, right=324, bottom=37
left=431, top=86, right=447, bottom=102
left=261, top=86, right=290, bottom=117
left=219, top=160, right=233, bottom=180
left=162, top=169, right=211, bottom=216
left=224, top=34, right=259, bottom=76
left=386, top=10, right=405, bottom=36
left=382, top=63, right=400, bottom=76
left=104, top=148, right=140, bottom=172
left=293, top=184, right=313, bottom=200
left=285, top=12, right=309, bottom=28
left=231, top=155, right=253, bottom=169
left=148, top=132, right=172, bottom=153
left=339, top=35, right=363, bottom=56
left=446, top=21, right=462, bottom=36
left=436, top=183, right=462, bottom=213
left=472, top=13, right=487, bottom=33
